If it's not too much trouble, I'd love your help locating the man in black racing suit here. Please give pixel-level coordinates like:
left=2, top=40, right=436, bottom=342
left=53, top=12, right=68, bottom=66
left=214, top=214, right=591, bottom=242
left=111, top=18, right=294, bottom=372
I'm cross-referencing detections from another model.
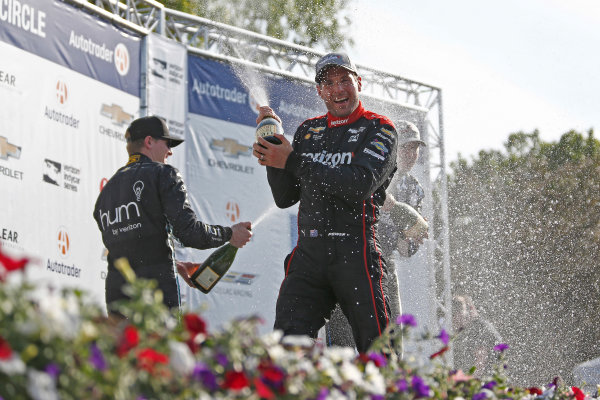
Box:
left=94, top=116, right=252, bottom=320
left=252, top=53, right=404, bottom=353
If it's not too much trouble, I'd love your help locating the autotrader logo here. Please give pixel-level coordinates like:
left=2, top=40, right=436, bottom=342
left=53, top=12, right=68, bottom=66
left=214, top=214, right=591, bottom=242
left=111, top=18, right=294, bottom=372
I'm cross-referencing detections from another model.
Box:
left=225, top=201, right=240, bottom=222
left=114, top=43, right=130, bottom=76
left=57, top=227, right=70, bottom=257
left=56, top=80, right=68, bottom=104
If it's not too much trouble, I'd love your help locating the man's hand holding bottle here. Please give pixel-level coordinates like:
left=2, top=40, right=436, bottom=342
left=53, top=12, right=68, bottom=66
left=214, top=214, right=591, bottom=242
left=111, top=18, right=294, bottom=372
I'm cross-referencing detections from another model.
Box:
left=229, top=221, right=252, bottom=248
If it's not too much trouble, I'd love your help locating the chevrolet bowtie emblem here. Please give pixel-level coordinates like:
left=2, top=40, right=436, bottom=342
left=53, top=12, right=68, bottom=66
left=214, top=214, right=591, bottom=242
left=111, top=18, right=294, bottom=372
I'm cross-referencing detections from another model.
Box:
left=0, top=136, right=21, bottom=160
left=210, top=138, right=251, bottom=158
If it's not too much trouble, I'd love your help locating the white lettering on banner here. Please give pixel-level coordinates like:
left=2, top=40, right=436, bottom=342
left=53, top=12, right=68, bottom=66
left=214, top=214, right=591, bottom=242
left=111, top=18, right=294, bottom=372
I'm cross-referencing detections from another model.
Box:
left=0, top=0, right=46, bottom=38
left=302, top=151, right=352, bottom=167
left=278, top=99, right=321, bottom=119
left=191, top=78, right=247, bottom=104
left=68, top=31, right=114, bottom=63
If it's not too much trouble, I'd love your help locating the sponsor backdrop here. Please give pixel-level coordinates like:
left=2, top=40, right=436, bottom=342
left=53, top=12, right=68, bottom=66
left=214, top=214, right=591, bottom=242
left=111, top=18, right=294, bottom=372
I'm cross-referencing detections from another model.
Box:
left=1, top=0, right=435, bottom=336
left=0, top=0, right=141, bottom=303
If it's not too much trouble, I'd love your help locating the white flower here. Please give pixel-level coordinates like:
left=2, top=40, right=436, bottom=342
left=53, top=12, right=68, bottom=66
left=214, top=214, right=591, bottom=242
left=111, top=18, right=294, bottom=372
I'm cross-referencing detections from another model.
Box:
left=363, top=362, right=386, bottom=394
left=26, top=369, right=59, bottom=400
left=323, top=346, right=355, bottom=363
left=169, top=341, right=195, bottom=376
left=37, top=289, right=80, bottom=340
left=318, top=357, right=341, bottom=384
left=0, top=354, right=26, bottom=375
left=281, top=334, right=314, bottom=348
left=340, top=361, right=363, bottom=385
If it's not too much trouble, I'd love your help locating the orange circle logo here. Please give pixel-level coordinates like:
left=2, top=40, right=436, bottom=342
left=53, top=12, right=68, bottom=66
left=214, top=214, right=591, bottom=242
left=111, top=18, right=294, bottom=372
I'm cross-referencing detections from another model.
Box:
left=225, top=201, right=240, bottom=222
left=57, top=228, right=70, bottom=257
left=56, top=81, right=68, bottom=104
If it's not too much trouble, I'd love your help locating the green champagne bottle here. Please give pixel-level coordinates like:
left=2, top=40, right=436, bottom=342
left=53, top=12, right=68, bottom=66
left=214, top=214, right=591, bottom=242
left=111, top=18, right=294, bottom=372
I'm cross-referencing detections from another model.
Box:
left=190, top=243, right=238, bottom=293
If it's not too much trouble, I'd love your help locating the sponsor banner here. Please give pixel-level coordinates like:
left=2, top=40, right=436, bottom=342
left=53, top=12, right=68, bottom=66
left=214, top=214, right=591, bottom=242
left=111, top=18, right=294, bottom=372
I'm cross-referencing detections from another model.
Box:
left=147, top=33, right=187, bottom=140
left=0, top=41, right=139, bottom=304
left=188, top=55, right=325, bottom=135
left=178, top=112, right=294, bottom=333
left=0, top=0, right=141, bottom=96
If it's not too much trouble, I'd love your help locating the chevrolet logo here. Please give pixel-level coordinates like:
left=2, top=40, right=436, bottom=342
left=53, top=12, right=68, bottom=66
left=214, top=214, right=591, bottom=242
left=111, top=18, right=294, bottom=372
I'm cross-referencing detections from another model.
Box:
left=210, top=138, right=251, bottom=158
left=0, top=136, right=21, bottom=160
left=101, top=103, right=133, bottom=126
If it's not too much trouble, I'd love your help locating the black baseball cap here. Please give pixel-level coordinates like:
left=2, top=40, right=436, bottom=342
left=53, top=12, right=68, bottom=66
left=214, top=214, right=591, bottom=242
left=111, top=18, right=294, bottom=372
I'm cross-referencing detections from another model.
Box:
left=126, top=116, right=184, bottom=148
left=315, top=52, right=358, bottom=83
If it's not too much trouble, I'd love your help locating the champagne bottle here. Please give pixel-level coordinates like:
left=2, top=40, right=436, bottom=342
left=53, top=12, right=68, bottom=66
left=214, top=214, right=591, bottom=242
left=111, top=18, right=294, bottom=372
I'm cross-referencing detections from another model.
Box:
left=389, top=201, right=429, bottom=240
left=256, top=116, right=283, bottom=145
left=189, top=243, right=238, bottom=293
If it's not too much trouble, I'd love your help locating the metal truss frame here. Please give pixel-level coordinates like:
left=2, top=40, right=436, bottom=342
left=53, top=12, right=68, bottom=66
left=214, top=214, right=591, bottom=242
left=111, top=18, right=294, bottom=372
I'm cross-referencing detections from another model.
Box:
left=66, top=0, right=452, bottom=333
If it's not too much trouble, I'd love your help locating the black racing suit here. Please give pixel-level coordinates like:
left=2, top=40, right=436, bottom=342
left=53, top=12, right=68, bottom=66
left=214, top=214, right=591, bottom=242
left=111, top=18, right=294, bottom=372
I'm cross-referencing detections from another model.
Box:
left=93, top=153, right=232, bottom=312
left=267, top=102, right=398, bottom=353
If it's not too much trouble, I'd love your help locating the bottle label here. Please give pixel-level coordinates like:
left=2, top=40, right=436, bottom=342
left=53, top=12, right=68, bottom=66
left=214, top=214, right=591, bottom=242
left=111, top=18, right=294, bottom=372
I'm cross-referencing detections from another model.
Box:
left=194, top=266, right=220, bottom=291
left=256, top=123, right=279, bottom=138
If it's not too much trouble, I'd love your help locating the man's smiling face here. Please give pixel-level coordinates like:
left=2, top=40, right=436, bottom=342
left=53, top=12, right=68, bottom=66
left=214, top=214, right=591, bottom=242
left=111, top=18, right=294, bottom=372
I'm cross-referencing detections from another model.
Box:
left=316, top=66, right=362, bottom=118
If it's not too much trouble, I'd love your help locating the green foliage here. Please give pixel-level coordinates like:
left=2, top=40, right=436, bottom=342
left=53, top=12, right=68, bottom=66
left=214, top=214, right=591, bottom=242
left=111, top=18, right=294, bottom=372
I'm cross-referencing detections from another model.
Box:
left=447, top=128, right=600, bottom=385
left=159, top=0, right=353, bottom=50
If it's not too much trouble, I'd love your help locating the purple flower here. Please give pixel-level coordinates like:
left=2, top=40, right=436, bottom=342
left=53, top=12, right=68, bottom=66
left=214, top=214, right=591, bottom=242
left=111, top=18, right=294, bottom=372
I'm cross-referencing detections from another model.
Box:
left=396, top=379, right=409, bottom=392
left=89, top=342, right=108, bottom=371
left=316, top=387, right=329, bottom=400
left=493, top=343, right=509, bottom=352
left=438, top=329, right=450, bottom=345
left=192, top=363, right=218, bottom=391
left=371, top=395, right=385, bottom=400
left=411, top=375, right=430, bottom=398
left=45, top=363, right=60, bottom=379
left=483, top=381, right=497, bottom=390
left=396, top=314, right=417, bottom=327
left=215, top=352, right=228, bottom=366
left=473, top=392, right=488, bottom=400
left=368, top=352, right=387, bottom=367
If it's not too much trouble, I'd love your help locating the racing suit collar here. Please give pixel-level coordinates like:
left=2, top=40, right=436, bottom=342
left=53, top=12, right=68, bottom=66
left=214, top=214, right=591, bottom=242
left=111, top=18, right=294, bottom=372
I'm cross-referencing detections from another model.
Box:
left=326, top=101, right=365, bottom=128
left=126, top=152, right=152, bottom=166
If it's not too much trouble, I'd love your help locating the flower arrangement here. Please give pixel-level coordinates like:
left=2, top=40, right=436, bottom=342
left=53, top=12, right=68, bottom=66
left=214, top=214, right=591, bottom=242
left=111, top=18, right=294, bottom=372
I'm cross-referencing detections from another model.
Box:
left=0, top=245, right=597, bottom=399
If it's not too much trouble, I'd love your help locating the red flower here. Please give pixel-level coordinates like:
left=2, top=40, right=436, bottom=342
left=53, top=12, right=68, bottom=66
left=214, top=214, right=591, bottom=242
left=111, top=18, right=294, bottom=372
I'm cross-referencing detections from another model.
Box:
left=429, top=346, right=449, bottom=359
left=116, top=325, right=139, bottom=357
left=184, top=313, right=207, bottom=353
left=572, top=386, right=585, bottom=400
left=258, top=362, right=285, bottom=385
left=254, top=377, right=275, bottom=400
left=0, top=243, right=29, bottom=281
left=184, top=313, right=207, bottom=336
left=527, top=387, right=543, bottom=395
left=0, top=336, right=12, bottom=360
left=137, top=348, right=169, bottom=372
left=223, top=370, right=249, bottom=391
